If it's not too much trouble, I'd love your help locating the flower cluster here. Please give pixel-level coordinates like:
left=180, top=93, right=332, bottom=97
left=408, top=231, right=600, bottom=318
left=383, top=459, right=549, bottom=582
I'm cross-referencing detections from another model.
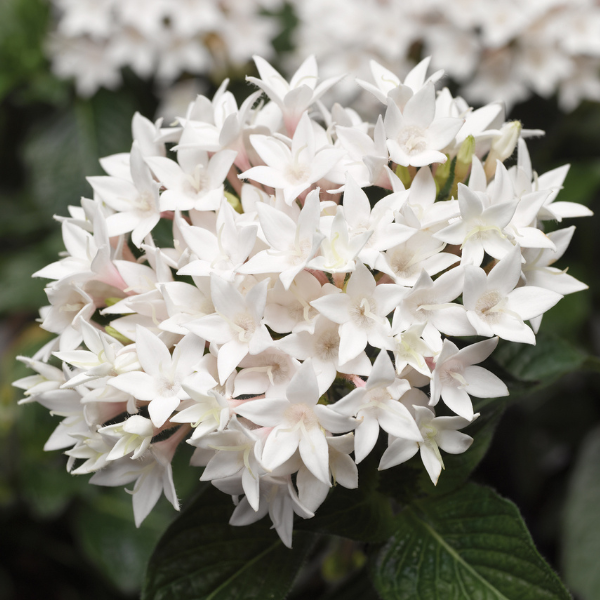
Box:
left=294, top=0, right=600, bottom=111
left=47, top=0, right=283, bottom=96
left=14, top=56, right=591, bottom=548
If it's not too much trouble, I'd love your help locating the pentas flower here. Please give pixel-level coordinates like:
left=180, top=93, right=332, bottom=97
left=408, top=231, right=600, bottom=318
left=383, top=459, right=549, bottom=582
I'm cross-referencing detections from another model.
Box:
left=463, top=245, right=562, bottom=344
left=333, top=351, right=422, bottom=463
left=379, top=406, right=477, bottom=485
left=240, top=111, right=343, bottom=205
left=17, top=56, right=590, bottom=545
left=109, top=327, right=206, bottom=427
left=430, top=338, right=508, bottom=421
left=310, top=261, right=404, bottom=365
left=235, top=361, right=356, bottom=484
left=247, top=55, right=343, bottom=135
left=384, top=82, right=464, bottom=167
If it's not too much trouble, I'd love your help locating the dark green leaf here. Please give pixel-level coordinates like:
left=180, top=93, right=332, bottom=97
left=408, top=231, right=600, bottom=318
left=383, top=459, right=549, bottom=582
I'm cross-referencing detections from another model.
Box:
left=74, top=493, right=173, bottom=595
left=296, top=482, right=394, bottom=543
left=492, top=332, right=587, bottom=384
left=562, top=426, right=600, bottom=600
left=143, top=484, right=315, bottom=600
left=22, top=91, right=136, bottom=219
left=371, top=482, right=570, bottom=600
left=317, top=567, right=380, bottom=600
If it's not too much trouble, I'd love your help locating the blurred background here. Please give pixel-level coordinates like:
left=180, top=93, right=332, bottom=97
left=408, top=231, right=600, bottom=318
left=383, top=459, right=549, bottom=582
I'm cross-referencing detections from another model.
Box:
left=1, top=1, right=600, bottom=598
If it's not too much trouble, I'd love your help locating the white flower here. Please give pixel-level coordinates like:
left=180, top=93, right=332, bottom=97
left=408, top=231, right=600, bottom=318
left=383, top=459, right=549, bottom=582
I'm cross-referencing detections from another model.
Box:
left=310, top=261, right=404, bottom=364
left=430, top=338, right=508, bottom=421
left=240, top=111, right=343, bottom=205
left=247, top=55, right=342, bottom=134
left=333, top=351, right=422, bottom=464
left=100, top=415, right=155, bottom=460
left=235, top=360, right=356, bottom=484
left=463, top=245, right=562, bottom=344
left=384, top=83, right=463, bottom=167
left=186, top=276, right=272, bottom=384
left=379, top=406, right=476, bottom=485
left=109, top=327, right=206, bottom=427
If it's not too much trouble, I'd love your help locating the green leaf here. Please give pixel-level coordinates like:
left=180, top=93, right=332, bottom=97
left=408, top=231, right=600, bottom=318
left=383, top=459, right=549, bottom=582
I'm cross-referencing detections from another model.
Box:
left=22, top=91, right=136, bottom=219
left=316, top=567, right=380, bottom=600
left=371, top=482, right=570, bottom=600
left=562, top=426, right=600, bottom=600
left=142, top=484, right=315, bottom=600
left=296, top=482, right=394, bottom=543
left=492, top=332, right=587, bottom=384
left=74, top=493, right=173, bottom=595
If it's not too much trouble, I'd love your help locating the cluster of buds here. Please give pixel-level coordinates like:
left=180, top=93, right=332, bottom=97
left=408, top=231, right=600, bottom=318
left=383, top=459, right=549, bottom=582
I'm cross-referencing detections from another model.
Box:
left=14, top=56, right=591, bottom=547
left=47, top=0, right=283, bottom=96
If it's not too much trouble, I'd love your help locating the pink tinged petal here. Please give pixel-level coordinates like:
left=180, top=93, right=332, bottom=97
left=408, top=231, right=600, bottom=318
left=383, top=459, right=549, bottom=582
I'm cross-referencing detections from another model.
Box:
left=314, top=405, right=356, bottom=434
left=297, top=467, right=330, bottom=512
left=299, top=427, right=330, bottom=484
left=286, top=360, right=320, bottom=405
left=426, top=118, right=464, bottom=150
left=354, top=416, right=380, bottom=464
left=132, top=471, right=163, bottom=527
left=419, top=444, right=443, bottom=485
left=463, top=365, right=508, bottom=398
left=379, top=438, right=419, bottom=470
left=436, top=430, right=473, bottom=455
left=109, top=371, right=157, bottom=401
left=148, top=395, right=181, bottom=428
left=234, top=398, right=290, bottom=427
left=262, top=428, right=301, bottom=471
left=441, top=385, right=474, bottom=421
left=507, top=286, right=562, bottom=321
left=338, top=323, right=368, bottom=365
left=217, top=339, right=248, bottom=384
left=366, top=350, right=396, bottom=390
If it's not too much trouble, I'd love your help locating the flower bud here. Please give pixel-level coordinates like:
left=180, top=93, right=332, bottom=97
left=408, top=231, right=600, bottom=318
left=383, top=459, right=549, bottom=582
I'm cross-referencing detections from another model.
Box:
left=484, top=121, right=521, bottom=179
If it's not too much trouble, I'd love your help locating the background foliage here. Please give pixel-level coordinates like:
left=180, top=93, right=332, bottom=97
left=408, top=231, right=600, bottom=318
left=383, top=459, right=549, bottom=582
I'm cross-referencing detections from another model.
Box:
left=1, top=0, right=600, bottom=598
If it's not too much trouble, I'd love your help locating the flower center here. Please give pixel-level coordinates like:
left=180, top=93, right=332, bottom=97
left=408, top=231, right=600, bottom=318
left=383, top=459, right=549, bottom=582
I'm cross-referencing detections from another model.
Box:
left=398, top=125, right=427, bottom=156
left=315, top=330, right=340, bottom=361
